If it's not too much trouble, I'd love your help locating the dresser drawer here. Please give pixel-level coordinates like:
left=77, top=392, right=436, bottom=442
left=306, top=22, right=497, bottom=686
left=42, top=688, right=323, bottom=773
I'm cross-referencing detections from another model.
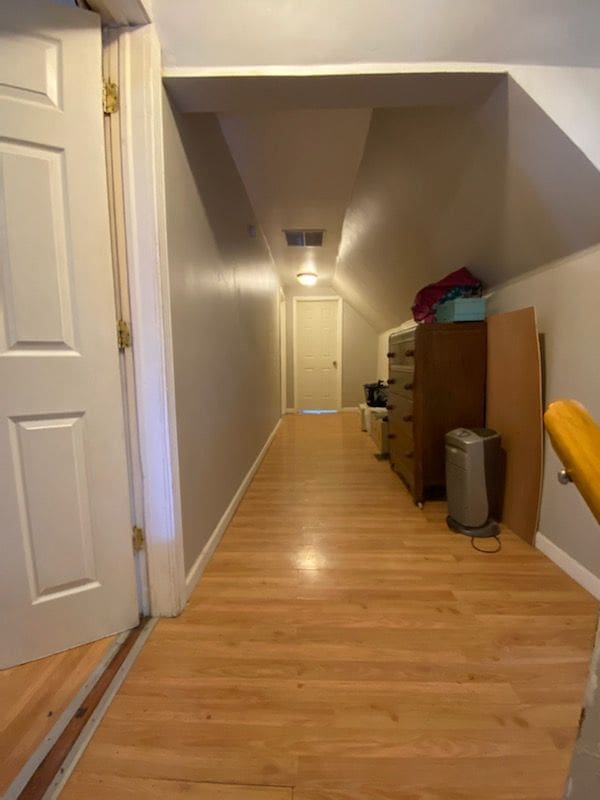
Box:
left=387, top=395, right=414, bottom=442
left=387, top=365, right=415, bottom=398
left=389, top=428, right=416, bottom=489
left=387, top=334, right=416, bottom=368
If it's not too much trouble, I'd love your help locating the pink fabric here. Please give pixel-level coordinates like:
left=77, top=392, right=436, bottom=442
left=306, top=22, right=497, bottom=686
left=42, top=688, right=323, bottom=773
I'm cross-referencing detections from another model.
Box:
left=411, top=267, right=481, bottom=323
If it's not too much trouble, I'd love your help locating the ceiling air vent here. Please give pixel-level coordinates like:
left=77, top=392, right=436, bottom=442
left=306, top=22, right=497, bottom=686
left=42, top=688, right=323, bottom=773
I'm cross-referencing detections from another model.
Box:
left=283, top=229, right=325, bottom=247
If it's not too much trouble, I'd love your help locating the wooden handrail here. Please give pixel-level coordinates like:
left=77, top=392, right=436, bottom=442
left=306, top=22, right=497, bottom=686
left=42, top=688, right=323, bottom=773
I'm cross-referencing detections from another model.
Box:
left=544, top=399, right=600, bottom=524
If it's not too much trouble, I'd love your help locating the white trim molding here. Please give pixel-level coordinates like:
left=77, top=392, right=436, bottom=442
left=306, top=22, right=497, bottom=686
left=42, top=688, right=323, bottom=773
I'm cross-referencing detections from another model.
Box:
left=86, top=0, right=151, bottom=26
left=292, top=296, right=343, bottom=411
left=185, top=419, right=282, bottom=601
left=279, top=296, right=287, bottom=416
left=536, top=532, right=600, bottom=600
left=119, top=25, right=186, bottom=617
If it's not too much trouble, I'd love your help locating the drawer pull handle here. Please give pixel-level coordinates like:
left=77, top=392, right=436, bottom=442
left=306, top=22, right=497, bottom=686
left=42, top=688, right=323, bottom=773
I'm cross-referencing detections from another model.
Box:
left=388, top=433, right=396, bottom=440
left=388, top=378, right=396, bottom=385
left=386, top=404, right=395, bottom=411
left=405, top=349, right=415, bottom=357
left=404, top=382, right=414, bottom=391
left=402, top=414, right=413, bottom=422
left=386, top=351, right=396, bottom=358
left=405, top=450, right=414, bottom=458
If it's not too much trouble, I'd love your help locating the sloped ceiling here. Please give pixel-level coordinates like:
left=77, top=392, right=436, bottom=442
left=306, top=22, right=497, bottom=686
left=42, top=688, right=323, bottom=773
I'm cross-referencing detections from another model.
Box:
left=334, top=78, right=600, bottom=330
left=219, top=110, right=372, bottom=286
left=165, top=72, right=600, bottom=332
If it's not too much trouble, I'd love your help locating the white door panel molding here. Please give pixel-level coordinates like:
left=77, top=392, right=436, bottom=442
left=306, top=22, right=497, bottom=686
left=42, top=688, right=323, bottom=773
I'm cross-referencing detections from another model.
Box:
left=0, top=0, right=138, bottom=667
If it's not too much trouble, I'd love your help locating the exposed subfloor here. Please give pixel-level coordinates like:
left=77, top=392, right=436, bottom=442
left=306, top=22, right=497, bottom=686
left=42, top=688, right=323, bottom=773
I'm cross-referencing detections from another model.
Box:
left=0, top=635, right=116, bottom=795
left=61, top=412, right=598, bottom=799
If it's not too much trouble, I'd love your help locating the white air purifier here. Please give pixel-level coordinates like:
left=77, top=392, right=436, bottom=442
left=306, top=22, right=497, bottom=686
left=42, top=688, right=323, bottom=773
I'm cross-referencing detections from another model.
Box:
left=445, top=428, right=503, bottom=538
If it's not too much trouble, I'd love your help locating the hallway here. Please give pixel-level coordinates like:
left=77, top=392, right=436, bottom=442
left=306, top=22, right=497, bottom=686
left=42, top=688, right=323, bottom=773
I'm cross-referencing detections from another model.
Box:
left=62, top=413, right=597, bottom=799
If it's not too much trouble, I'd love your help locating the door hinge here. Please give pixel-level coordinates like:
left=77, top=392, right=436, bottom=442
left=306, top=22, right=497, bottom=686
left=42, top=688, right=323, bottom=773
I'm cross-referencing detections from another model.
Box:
left=103, top=79, right=119, bottom=114
left=132, top=526, right=145, bottom=552
left=117, top=319, right=131, bottom=350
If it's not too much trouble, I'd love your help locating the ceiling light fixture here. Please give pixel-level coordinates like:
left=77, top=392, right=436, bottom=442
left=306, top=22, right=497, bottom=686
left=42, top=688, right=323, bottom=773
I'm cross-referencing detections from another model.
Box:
left=296, top=271, right=318, bottom=287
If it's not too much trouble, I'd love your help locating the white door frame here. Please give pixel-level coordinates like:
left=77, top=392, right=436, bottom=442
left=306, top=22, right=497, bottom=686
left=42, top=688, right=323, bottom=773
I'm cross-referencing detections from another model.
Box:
left=115, top=24, right=186, bottom=617
left=293, top=296, right=343, bottom=411
left=85, top=0, right=151, bottom=26
left=102, top=29, right=150, bottom=615
left=279, top=289, right=287, bottom=416
left=85, top=1, right=186, bottom=618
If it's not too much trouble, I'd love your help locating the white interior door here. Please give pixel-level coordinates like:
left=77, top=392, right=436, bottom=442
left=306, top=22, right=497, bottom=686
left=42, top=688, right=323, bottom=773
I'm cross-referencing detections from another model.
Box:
left=294, top=298, right=341, bottom=410
left=0, top=1, right=139, bottom=668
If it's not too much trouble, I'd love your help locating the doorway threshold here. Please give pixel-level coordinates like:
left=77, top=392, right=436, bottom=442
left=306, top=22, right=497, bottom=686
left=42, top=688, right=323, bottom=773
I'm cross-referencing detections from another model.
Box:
left=8, top=618, right=156, bottom=800
left=298, top=409, right=338, bottom=415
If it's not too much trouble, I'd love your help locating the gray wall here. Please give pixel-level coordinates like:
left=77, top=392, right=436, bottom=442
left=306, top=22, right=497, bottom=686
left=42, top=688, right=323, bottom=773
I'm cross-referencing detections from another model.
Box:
left=488, top=246, right=600, bottom=580
left=162, top=93, right=281, bottom=574
left=335, top=78, right=600, bottom=330
left=284, top=286, right=378, bottom=409
left=342, top=302, right=379, bottom=407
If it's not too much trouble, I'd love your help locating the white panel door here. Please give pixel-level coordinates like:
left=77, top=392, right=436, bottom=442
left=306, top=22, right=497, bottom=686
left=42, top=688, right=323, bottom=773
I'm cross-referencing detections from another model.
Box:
left=0, top=1, right=139, bottom=668
left=295, top=299, right=341, bottom=410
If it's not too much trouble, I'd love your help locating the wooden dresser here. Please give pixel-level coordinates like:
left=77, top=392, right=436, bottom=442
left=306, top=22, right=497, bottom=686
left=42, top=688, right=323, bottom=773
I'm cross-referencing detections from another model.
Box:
left=387, top=322, right=486, bottom=505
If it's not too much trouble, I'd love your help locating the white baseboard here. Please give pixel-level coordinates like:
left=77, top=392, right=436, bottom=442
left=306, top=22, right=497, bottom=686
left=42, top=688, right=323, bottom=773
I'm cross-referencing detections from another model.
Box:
left=536, top=532, right=600, bottom=600
left=285, top=408, right=297, bottom=414
left=184, top=418, right=282, bottom=601
left=342, top=406, right=359, bottom=412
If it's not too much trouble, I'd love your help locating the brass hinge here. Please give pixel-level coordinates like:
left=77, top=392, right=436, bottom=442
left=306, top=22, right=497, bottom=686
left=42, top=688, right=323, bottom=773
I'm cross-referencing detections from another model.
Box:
left=103, top=79, right=119, bottom=114
left=117, top=319, right=131, bottom=350
left=132, top=526, right=145, bottom=552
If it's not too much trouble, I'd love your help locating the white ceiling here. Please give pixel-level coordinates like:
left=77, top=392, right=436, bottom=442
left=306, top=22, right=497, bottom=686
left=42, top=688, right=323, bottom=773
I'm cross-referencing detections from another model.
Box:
left=219, top=109, right=372, bottom=286
left=192, top=74, right=500, bottom=290
left=164, top=71, right=600, bottom=330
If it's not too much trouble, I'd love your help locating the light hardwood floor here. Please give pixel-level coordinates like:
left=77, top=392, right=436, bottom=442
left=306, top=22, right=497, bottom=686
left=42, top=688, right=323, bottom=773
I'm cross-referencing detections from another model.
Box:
left=62, top=412, right=598, bottom=799
left=0, top=635, right=116, bottom=794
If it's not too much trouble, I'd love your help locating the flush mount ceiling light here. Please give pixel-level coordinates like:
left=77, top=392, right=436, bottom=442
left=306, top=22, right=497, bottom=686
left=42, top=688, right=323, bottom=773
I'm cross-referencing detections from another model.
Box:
left=296, top=271, right=318, bottom=286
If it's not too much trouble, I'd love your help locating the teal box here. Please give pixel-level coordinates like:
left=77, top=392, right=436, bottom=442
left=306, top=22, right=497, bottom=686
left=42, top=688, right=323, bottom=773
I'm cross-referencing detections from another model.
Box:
left=435, top=297, right=486, bottom=322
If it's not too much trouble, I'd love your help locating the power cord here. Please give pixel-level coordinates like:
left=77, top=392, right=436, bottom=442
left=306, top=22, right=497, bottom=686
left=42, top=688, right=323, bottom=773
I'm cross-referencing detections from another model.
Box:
left=471, top=535, right=502, bottom=553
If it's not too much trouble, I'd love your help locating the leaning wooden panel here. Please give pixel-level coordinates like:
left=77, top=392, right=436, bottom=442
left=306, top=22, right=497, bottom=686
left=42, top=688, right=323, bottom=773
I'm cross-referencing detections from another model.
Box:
left=544, top=399, right=600, bottom=525
left=486, top=307, right=543, bottom=544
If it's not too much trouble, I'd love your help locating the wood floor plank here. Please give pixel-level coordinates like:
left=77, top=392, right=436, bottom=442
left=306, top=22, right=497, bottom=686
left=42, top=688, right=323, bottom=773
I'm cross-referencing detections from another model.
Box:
left=0, top=635, right=116, bottom=794
left=61, top=774, right=292, bottom=799
left=61, top=413, right=598, bottom=799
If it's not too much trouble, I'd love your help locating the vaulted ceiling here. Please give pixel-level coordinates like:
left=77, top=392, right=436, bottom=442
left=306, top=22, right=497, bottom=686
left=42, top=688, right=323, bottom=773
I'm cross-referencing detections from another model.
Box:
left=164, top=71, right=600, bottom=331
left=219, top=109, right=371, bottom=287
